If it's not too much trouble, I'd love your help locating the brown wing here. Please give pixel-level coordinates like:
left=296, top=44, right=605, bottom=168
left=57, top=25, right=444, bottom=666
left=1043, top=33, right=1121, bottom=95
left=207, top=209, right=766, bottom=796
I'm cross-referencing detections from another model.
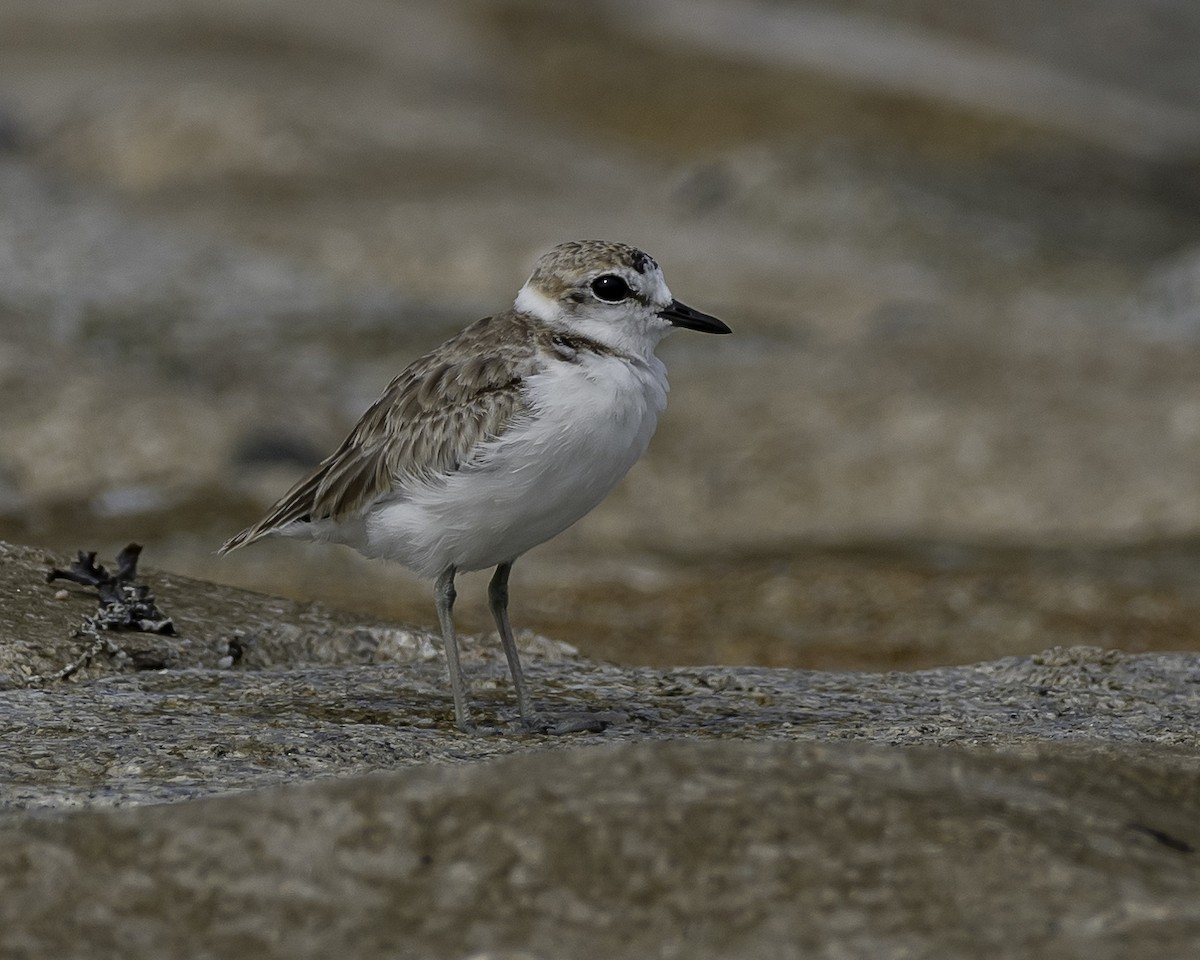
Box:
left=219, top=312, right=538, bottom=553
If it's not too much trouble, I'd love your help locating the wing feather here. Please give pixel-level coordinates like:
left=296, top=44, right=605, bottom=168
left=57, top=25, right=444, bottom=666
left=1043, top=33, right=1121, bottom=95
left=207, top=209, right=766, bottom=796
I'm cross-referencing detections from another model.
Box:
left=220, top=312, right=538, bottom=553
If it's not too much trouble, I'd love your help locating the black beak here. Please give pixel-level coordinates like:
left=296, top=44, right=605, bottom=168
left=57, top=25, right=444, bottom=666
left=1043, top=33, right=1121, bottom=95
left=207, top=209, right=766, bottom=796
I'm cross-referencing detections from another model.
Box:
left=659, top=299, right=731, bottom=334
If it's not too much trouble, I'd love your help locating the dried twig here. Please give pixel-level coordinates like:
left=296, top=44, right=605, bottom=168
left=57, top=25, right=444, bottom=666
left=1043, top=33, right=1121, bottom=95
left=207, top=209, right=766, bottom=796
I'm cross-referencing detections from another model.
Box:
left=29, top=544, right=175, bottom=685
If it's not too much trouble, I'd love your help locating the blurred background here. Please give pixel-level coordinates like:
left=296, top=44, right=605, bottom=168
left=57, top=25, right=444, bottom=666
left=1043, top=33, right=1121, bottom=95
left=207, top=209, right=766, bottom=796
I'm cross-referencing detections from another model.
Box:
left=4, top=0, right=1200, bottom=670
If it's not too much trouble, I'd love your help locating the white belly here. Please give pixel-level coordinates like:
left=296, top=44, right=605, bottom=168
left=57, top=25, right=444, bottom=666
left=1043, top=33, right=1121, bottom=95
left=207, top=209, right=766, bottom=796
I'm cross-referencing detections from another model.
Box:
left=358, top=352, right=669, bottom=577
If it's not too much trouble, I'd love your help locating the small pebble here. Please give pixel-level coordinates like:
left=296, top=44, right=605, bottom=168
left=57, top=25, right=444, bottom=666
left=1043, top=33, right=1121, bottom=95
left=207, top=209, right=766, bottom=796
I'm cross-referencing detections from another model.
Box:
left=216, top=656, right=234, bottom=670
left=54, top=589, right=70, bottom=601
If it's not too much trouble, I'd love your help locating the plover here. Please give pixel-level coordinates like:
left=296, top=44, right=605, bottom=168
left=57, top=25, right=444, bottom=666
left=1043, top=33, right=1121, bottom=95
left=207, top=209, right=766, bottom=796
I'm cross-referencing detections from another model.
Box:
left=221, top=240, right=730, bottom=732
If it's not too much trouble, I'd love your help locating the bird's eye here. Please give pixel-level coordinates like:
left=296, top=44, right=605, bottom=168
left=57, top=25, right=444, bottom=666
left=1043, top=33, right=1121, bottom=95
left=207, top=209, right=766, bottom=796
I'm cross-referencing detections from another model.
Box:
left=590, top=274, right=632, bottom=303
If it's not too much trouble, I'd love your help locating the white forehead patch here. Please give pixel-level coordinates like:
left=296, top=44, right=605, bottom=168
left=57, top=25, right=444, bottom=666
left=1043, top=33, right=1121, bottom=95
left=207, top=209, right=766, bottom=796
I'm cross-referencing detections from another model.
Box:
left=642, top=264, right=673, bottom=308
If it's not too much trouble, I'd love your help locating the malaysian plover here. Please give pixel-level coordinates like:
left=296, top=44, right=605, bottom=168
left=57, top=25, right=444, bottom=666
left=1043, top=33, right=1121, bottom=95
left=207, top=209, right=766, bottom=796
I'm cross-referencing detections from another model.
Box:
left=221, top=240, right=730, bottom=732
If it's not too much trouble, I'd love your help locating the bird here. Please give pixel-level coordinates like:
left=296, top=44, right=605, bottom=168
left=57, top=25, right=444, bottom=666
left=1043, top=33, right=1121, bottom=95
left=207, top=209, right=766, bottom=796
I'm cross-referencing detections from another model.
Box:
left=220, top=239, right=730, bottom=732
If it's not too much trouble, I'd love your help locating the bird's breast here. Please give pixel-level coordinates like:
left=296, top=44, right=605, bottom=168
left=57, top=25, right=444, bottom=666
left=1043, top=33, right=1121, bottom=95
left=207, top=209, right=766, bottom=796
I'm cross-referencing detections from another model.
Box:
left=364, top=352, right=670, bottom=575
left=520, top=352, right=669, bottom=467
left=446, top=352, right=668, bottom=538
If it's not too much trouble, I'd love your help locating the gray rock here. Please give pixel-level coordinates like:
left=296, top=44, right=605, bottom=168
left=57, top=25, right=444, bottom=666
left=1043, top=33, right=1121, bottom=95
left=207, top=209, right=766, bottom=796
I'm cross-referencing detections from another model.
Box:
left=1, top=742, right=1198, bottom=960
left=1, top=539, right=1199, bottom=956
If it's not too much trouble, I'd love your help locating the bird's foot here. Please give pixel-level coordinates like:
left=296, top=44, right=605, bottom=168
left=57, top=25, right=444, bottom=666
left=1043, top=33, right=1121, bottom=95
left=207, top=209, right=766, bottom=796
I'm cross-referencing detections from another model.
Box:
left=453, top=717, right=511, bottom=737
left=520, top=709, right=610, bottom=736
left=450, top=707, right=612, bottom=736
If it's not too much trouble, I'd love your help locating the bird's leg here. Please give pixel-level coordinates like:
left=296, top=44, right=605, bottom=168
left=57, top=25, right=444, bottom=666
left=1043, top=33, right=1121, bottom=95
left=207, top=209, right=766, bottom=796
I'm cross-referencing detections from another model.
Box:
left=488, top=561, right=536, bottom=729
left=434, top=566, right=473, bottom=733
